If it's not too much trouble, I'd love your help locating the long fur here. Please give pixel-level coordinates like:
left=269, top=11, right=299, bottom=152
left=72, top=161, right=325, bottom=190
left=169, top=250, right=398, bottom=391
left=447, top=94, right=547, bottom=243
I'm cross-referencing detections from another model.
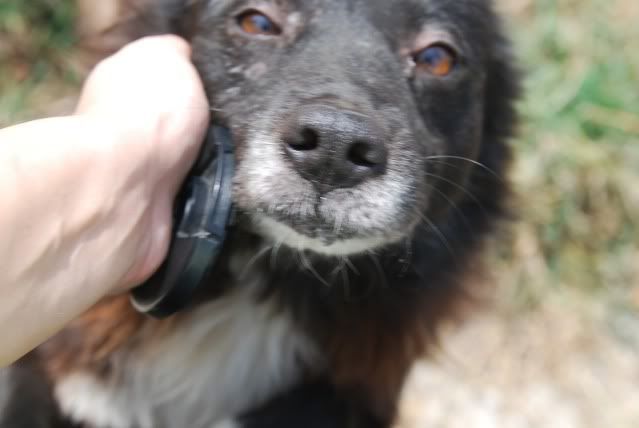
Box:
left=1, top=1, right=520, bottom=427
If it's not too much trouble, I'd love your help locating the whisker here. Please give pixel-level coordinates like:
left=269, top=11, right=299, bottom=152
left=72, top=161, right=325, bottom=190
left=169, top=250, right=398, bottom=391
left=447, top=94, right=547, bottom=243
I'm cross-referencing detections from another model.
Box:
left=344, top=256, right=360, bottom=276
left=423, top=181, right=474, bottom=234
left=424, top=155, right=503, bottom=180
left=270, top=239, right=283, bottom=271
left=424, top=172, right=488, bottom=216
left=367, top=251, right=389, bottom=290
left=240, top=245, right=272, bottom=279
left=330, top=258, right=345, bottom=277
left=424, top=159, right=468, bottom=173
left=398, top=237, right=413, bottom=277
left=337, top=258, right=353, bottom=299
left=298, top=250, right=331, bottom=287
left=419, top=213, right=456, bottom=258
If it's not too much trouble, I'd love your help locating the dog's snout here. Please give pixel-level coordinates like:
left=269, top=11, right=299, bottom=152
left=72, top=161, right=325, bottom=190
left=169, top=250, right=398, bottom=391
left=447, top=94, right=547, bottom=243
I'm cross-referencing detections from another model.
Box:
left=283, top=104, right=387, bottom=192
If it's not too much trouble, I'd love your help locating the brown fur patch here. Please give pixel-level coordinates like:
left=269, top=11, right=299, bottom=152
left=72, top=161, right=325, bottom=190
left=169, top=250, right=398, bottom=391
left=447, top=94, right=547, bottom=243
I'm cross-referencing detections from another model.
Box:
left=324, top=272, right=481, bottom=423
left=40, top=296, right=147, bottom=379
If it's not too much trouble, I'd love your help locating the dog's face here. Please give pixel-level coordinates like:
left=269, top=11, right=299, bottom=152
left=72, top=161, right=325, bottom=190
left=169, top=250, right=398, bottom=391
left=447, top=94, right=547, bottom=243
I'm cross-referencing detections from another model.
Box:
left=184, top=0, right=511, bottom=256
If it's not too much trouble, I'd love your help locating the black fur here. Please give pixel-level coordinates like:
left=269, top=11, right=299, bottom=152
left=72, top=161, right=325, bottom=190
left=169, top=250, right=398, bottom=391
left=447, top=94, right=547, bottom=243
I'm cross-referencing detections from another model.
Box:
left=0, top=359, right=65, bottom=428
left=240, top=382, right=384, bottom=428
left=1, top=1, right=519, bottom=427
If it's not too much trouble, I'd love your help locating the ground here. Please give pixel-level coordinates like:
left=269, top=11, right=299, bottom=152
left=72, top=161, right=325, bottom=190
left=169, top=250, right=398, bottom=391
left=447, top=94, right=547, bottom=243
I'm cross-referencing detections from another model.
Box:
left=398, top=293, right=639, bottom=427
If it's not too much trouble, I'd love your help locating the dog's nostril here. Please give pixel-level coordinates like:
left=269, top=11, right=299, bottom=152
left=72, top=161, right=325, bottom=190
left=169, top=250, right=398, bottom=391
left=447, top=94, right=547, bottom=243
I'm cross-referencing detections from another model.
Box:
left=287, top=127, right=319, bottom=151
left=348, top=141, right=385, bottom=168
left=283, top=104, right=388, bottom=191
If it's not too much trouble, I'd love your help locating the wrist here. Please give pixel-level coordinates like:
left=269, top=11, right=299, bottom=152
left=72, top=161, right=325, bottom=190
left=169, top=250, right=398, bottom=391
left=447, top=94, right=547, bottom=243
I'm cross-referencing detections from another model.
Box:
left=0, top=115, right=147, bottom=362
left=0, top=115, right=142, bottom=288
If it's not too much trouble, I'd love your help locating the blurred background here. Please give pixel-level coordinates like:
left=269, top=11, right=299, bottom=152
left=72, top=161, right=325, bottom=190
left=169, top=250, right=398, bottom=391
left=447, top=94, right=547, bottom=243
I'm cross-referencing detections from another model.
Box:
left=1, top=0, right=637, bottom=426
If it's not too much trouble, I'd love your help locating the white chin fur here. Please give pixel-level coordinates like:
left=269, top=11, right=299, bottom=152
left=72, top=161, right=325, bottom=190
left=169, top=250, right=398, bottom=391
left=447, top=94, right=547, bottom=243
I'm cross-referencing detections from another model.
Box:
left=253, top=215, right=391, bottom=256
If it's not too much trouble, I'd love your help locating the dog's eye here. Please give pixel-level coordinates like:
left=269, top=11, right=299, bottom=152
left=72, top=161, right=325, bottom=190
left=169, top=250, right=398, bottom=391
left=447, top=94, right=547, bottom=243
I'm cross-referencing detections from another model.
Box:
left=237, top=11, right=282, bottom=36
left=414, top=44, right=457, bottom=76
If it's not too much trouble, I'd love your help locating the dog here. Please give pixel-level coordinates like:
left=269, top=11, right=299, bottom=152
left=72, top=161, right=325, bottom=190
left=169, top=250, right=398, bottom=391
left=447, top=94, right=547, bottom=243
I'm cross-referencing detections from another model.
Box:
left=0, top=0, right=519, bottom=427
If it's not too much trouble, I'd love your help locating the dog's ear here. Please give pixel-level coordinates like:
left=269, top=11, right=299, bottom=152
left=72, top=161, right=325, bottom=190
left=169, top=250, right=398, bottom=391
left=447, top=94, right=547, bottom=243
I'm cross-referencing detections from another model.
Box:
left=78, top=0, right=198, bottom=67
left=136, top=0, right=201, bottom=38
left=118, top=0, right=194, bottom=38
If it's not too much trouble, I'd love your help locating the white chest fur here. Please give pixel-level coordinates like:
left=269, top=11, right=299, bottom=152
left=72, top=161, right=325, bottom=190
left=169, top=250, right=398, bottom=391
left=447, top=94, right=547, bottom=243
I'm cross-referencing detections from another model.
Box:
left=54, top=283, right=319, bottom=428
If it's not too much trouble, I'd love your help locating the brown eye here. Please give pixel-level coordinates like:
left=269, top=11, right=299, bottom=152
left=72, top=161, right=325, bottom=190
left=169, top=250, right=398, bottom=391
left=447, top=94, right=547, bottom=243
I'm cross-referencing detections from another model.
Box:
left=237, top=10, right=282, bottom=36
left=414, top=44, right=457, bottom=76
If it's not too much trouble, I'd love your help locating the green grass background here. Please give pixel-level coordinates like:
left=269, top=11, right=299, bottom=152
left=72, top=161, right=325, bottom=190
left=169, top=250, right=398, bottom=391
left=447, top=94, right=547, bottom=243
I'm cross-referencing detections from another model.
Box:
left=0, top=0, right=78, bottom=123
left=496, top=0, right=638, bottom=312
left=1, top=0, right=638, bottom=310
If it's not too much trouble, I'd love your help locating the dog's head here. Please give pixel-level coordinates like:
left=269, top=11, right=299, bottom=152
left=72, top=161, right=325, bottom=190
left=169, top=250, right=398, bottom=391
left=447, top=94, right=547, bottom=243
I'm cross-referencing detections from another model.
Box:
left=160, top=0, right=518, bottom=257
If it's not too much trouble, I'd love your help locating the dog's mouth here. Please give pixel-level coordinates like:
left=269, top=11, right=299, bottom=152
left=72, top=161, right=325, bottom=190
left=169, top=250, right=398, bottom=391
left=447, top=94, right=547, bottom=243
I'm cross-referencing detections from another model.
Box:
left=249, top=214, right=395, bottom=256
left=236, top=184, right=420, bottom=256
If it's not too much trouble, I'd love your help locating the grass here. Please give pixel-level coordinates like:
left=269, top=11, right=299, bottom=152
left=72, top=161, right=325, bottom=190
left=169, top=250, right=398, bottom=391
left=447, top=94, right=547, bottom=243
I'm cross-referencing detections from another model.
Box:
left=0, top=0, right=78, bottom=125
left=1, top=0, right=638, bottom=310
left=495, top=0, right=639, bottom=310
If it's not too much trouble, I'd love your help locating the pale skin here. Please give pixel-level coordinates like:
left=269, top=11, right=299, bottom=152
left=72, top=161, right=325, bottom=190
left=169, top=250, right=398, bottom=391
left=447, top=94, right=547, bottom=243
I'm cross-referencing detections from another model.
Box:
left=0, top=36, right=210, bottom=366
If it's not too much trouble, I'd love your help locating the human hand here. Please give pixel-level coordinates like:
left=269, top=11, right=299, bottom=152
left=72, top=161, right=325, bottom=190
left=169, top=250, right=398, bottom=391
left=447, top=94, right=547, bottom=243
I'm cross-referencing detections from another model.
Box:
left=75, top=35, right=211, bottom=289
left=0, top=35, right=209, bottom=364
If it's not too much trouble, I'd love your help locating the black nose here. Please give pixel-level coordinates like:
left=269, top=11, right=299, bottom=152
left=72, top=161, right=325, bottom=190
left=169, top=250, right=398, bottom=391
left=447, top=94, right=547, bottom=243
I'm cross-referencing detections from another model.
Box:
left=282, top=104, right=388, bottom=192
